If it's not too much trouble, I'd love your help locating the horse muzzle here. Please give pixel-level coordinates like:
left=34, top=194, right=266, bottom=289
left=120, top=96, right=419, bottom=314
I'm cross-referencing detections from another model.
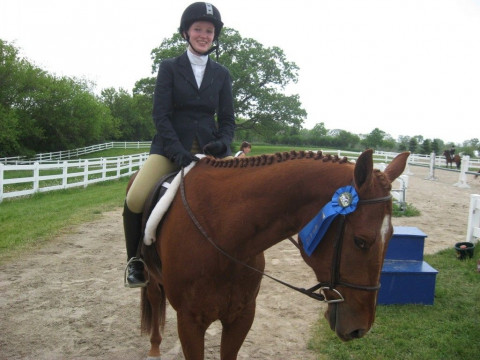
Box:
left=325, top=303, right=370, bottom=341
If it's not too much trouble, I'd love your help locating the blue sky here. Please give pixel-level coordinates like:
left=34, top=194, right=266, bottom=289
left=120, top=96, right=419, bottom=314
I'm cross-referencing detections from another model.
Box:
left=1, top=0, right=479, bottom=144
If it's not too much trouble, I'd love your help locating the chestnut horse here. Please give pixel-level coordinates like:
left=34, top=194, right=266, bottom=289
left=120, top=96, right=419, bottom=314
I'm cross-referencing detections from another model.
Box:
left=443, top=150, right=461, bottom=169
left=137, top=149, right=409, bottom=359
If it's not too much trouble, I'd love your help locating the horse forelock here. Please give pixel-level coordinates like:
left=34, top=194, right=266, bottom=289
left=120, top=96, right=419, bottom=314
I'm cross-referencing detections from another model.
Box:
left=203, top=150, right=351, bottom=169
left=373, top=169, right=393, bottom=192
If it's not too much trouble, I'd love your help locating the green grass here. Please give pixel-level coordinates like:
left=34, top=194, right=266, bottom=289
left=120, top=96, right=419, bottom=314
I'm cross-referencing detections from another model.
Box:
left=308, top=248, right=480, bottom=360
left=243, top=143, right=322, bottom=156
left=78, top=147, right=149, bottom=159
left=0, top=177, right=128, bottom=263
left=393, top=202, right=421, bottom=217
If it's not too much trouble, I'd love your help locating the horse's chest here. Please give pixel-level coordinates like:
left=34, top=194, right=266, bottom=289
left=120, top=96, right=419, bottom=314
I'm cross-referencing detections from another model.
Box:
left=166, top=270, right=262, bottom=319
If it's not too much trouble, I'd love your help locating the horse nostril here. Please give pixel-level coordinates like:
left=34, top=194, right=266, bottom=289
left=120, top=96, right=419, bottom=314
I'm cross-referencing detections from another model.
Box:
left=349, top=329, right=366, bottom=339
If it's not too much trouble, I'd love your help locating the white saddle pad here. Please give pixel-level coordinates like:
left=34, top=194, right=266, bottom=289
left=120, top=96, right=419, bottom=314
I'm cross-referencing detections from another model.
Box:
left=143, top=155, right=205, bottom=245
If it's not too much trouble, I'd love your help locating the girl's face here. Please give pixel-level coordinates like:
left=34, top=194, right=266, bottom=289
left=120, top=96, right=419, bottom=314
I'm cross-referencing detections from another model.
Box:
left=186, top=21, right=215, bottom=55
left=244, top=146, right=251, bottom=154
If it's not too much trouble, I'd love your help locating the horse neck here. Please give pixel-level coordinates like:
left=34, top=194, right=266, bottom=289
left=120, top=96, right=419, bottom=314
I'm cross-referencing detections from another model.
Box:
left=194, top=158, right=353, bottom=257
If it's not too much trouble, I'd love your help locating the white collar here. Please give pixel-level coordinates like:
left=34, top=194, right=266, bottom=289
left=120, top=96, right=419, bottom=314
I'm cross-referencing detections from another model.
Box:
left=187, top=48, right=208, bottom=66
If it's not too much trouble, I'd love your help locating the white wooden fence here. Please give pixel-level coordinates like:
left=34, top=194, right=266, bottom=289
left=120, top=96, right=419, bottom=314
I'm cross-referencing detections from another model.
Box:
left=466, top=194, right=480, bottom=243
left=0, top=141, right=151, bottom=164
left=0, top=153, right=148, bottom=203
left=1, top=143, right=479, bottom=203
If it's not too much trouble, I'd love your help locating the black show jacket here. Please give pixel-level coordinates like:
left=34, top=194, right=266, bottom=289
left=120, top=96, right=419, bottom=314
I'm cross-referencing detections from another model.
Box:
left=150, top=51, right=235, bottom=159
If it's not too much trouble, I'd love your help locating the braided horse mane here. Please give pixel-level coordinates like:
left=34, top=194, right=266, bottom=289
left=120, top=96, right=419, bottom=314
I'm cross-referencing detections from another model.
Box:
left=203, top=150, right=392, bottom=192
left=204, top=150, right=350, bottom=168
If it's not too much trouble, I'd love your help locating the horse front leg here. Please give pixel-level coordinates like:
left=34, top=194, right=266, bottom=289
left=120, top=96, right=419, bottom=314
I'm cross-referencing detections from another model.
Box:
left=220, top=301, right=256, bottom=360
left=176, top=310, right=209, bottom=360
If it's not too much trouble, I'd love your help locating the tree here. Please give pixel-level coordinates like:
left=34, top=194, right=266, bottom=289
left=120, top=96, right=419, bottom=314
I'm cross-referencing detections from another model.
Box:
left=0, top=39, right=116, bottom=155
left=421, top=139, right=432, bottom=155
left=431, top=139, right=441, bottom=155
left=0, top=39, right=43, bottom=155
left=412, top=135, right=424, bottom=145
left=133, top=77, right=156, bottom=98
left=381, top=134, right=397, bottom=151
left=362, top=128, right=386, bottom=150
left=0, top=106, right=20, bottom=155
left=312, top=122, right=328, bottom=137
left=24, top=75, right=114, bottom=151
left=101, top=88, right=153, bottom=141
left=146, top=28, right=307, bottom=137
left=408, top=137, right=418, bottom=153
left=397, top=136, right=410, bottom=152
left=331, top=130, right=360, bottom=150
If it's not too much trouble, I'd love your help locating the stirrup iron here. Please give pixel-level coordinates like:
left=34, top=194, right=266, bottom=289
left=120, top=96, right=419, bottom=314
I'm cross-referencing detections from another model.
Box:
left=124, top=257, right=150, bottom=288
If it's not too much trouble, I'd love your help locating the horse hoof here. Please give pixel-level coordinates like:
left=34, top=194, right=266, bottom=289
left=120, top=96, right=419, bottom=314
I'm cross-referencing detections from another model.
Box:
left=146, top=357, right=161, bottom=360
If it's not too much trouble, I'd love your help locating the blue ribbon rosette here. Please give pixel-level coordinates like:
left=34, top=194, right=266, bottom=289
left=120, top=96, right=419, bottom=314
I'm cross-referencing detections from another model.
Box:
left=299, top=185, right=359, bottom=256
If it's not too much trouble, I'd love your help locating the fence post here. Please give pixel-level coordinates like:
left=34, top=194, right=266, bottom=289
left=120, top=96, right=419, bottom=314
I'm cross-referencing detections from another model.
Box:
left=466, top=194, right=480, bottom=243
left=83, top=160, right=89, bottom=188
left=127, top=155, right=133, bottom=174
left=454, top=155, right=470, bottom=188
left=102, top=158, right=107, bottom=180
left=117, top=157, right=121, bottom=178
left=62, top=161, right=68, bottom=189
left=33, top=162, right=40, bottom=193
left=404, top=155, right=414, bottom=175
left=404, top=163, right=413, bottom=175
left=425, top=152, right=437, bottom=181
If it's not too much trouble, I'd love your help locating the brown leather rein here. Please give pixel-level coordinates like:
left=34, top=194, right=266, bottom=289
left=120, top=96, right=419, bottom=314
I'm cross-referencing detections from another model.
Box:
left=180, top=167, right=392, bottom=303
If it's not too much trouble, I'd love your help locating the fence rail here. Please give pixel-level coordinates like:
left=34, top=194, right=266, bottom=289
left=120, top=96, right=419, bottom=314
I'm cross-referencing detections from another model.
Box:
left=1, top=143, right=479, bottom=202
left=0, top=141, right=151, bottom=165
left=0, top=153, right=148, bottom=202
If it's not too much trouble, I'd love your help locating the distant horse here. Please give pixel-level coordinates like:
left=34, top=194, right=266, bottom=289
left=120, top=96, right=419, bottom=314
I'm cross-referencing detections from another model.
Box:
left=134, top=149, right=409, bottom=359
left=443, top=150, right=461, bottom=169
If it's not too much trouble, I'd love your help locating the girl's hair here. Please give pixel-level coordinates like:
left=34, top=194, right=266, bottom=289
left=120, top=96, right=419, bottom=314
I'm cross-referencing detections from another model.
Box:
left=240, top=141, right=251, bottom=150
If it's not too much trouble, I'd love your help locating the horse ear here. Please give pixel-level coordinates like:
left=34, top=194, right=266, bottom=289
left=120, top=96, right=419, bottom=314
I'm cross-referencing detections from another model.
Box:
left=354, top=149, right=374, bottom=190
left=383, top=152, right=410, bottom=183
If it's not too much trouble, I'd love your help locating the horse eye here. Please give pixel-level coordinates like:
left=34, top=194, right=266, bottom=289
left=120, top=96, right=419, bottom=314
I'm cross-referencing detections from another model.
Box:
left=354, top=237, right=368, bottom=249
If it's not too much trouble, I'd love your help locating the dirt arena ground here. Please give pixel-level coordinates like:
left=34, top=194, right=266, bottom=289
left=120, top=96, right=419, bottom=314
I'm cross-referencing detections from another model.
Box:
left=1, top=164, right=479, bottom=359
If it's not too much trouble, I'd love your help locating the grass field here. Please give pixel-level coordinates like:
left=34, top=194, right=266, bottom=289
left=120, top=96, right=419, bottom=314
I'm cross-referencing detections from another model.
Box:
left=309, top=248, right=479, bottom=359
left=0, top=177, right=128, bottom=263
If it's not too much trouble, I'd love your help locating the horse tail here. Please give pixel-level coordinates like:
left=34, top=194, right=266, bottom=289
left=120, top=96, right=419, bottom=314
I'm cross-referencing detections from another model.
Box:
left=141, top=283, right=166, bottom=335
left=140, top=241, right=166, bottom=335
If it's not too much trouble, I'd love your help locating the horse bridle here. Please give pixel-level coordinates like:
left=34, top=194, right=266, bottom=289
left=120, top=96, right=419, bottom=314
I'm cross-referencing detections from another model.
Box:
left=180, top=168, right=392, bottom=304
left=292, top=194, right=392, bottom=303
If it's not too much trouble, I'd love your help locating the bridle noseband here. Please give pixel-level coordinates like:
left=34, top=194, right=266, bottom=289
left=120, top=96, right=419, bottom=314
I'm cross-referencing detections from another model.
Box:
left=309, top=194, right=392, bottom=302
left=180, top=167, right=392, bottom=304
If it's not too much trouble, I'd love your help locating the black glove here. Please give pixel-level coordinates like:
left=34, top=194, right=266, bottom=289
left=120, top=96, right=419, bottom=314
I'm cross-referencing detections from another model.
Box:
left=173, top=149, right=199, bottom=168
left=203, top=140, right=226, bottom=157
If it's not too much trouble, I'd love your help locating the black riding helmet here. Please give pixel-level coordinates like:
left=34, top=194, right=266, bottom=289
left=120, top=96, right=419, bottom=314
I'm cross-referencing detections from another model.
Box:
left=179, top=2, right=223, bottom=57
left=179, top=2, right=223, bottom=40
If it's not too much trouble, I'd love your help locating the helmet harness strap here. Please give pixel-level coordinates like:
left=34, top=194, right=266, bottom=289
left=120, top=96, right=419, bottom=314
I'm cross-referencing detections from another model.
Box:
left=185, top=35, right=219, bottom=61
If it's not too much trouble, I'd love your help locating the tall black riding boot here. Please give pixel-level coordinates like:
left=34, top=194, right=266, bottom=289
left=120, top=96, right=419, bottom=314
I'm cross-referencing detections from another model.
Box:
left=123, top=201, right=148, bottom=288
